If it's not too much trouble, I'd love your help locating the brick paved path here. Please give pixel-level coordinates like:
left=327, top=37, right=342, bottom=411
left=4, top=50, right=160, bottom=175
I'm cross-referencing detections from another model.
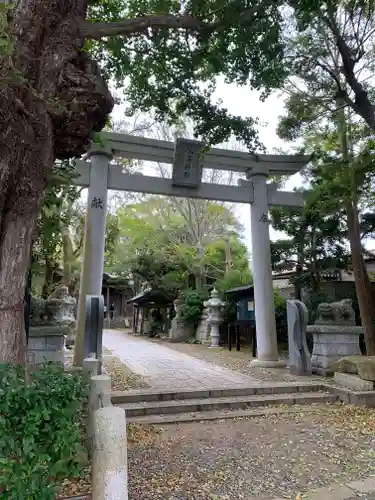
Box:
left=103, top=330, right=259, bottom=390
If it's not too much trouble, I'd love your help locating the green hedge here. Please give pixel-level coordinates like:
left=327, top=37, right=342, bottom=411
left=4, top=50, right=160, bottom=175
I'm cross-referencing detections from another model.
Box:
left=0, top=363, right=89, bottom=499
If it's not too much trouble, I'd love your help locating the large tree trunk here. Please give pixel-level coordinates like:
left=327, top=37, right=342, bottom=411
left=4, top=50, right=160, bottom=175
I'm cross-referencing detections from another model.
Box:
left=336, top=99, right=375, bottom=354
left=0, top=125, right=53, bottom=363
left=0, top=0, right=113, bottom=364
left=347, top=201, right=375, bottom=354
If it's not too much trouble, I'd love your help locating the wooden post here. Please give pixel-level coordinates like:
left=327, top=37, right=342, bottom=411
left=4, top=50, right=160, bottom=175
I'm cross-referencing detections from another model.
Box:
left=252, top=326, right=257, bottom=358
left=140, top=307, right=145, bottom=335
left=132, top=305, right=136, bottom=332
left=236, top=324, right=241, bottom=351
left=120, top=293, right=124, bottom=317
left=135, top=306, right=140, bottom=333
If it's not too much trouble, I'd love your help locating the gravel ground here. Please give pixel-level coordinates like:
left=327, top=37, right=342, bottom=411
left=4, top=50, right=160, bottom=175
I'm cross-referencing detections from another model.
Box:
left=64, top=348, right=150, bottom=391
left=159, top=341, right=327, bottom=384
left=128, top=405, right=375, bottom=500
left=102, top=350, right=151, bottom=391
left=348, top=496, right=375, bottom=499
left=347, top=496, right=375, bottom=499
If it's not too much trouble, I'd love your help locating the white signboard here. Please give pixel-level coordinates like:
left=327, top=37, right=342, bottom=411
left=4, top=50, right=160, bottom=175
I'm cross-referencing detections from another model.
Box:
left=172, top=138, right=204, bottom=188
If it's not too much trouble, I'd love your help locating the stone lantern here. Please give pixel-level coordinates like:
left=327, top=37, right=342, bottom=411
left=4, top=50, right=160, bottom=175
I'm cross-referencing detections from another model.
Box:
left=52, top=285, right=77, bottom=348
left=28, top=285, right=76, bottom=365
left=207, top=288, right=224, bottom=348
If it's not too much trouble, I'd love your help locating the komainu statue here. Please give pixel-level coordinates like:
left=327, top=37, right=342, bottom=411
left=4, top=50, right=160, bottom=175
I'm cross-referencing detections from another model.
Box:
left=316, top=299, right=355, bottom=326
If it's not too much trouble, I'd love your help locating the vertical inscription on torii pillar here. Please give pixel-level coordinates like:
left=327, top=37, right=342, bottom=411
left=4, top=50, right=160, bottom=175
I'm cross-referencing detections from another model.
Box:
left=172, top=138, right=204, bottom=188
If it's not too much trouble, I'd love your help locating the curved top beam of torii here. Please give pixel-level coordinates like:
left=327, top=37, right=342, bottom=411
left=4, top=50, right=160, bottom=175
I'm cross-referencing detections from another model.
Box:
left=73, top=132, right=311, bottom=207
left=83, top=131, right=311, bottom=174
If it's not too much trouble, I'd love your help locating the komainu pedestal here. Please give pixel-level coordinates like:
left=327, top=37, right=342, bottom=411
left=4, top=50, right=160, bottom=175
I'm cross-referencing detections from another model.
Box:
left=307, top=299, right=362, bottom=376
left=287, top=299, right=312, bottom=376
left=27, top=286, right=76, bottom=365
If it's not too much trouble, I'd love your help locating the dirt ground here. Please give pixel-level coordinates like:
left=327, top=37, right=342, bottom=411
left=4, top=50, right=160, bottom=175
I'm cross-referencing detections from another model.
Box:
left=128, top=405, right=375, bottom=500
left=102, top=350, right=151, bottom=391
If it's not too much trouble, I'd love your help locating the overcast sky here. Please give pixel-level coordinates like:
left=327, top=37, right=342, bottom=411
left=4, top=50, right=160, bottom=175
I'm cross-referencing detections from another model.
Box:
left=211, top=77, right=303, bottom=250
left=111, top=76, right=305, bottom=253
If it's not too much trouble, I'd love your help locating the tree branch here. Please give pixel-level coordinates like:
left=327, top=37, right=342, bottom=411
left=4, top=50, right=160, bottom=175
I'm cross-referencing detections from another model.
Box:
left=325, top=13, right=375, bottom=129
left=81, top=0, right=280, bottom=40
left=80, top=14, right=208, bottom=40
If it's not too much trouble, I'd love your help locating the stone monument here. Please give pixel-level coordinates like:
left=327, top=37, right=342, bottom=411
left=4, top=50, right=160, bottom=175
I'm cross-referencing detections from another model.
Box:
left=169, top=297, right=192, bottom=342
left=207, top=288, right=224, bottom=348
left=287, top=299, right=312, bottom=375
left=195, top=300, right=211, bottom=344
left=307, top=298, right=362, bottom=375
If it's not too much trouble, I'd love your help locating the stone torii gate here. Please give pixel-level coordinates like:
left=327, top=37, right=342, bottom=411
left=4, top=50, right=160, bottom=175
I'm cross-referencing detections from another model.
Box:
left=72, top=132, right=310, bottom=367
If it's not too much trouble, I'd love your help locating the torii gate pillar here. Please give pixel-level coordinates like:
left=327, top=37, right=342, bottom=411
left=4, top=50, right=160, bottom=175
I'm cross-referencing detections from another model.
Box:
left=73, top=146, right=112, bottom=367
left=247, top=168, right=284, bottom=367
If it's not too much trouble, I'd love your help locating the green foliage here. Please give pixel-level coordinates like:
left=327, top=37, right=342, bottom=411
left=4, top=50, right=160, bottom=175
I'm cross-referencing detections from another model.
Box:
left=270, top=201, right=350, bottom=297
left=32, top=161, right=82, bottom=296
left=215, top=268, right=252, bottom=294
left=86, top=0, right=287, bottom=149
left=274, top=289, right=288, bottom=343
left=0, top=364, right=89, bottom=499
left=36, top=162, right=80, bottom=258
left=109, top=197, right=250, bottom=293
left=180, top=288, right=208, bottom=327
left=0, top=3, right=14, bottom=57
left=279, top=1, right=375, bottom=132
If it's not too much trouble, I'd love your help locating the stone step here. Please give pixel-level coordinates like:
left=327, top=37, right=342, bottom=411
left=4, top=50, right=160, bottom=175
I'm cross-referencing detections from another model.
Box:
left=118, top=391, right=337, bottom=418
left=127, top=402, right=339, bottom=425
left=111, top=382, right=323, bottom=405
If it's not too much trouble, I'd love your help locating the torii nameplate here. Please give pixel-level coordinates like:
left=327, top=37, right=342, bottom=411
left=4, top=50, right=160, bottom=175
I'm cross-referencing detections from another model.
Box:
left=172, top=138, right=204, bottom=188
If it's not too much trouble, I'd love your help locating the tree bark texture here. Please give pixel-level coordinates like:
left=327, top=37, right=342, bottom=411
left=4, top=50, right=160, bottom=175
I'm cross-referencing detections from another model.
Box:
left=0, top=0, right=113, bottom=363
left=347, top=201, right=375, bottom=355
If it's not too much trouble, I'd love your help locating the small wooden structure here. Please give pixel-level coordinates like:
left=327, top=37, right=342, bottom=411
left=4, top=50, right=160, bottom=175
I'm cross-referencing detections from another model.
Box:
left=224, top=285, right=256, bottom=356
left=101, top=273, right=133, bottom=319
left=127, top=288, right=174, bottom=335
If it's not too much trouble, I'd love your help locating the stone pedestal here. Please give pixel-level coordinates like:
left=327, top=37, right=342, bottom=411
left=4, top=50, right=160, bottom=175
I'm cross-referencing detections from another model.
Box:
left=308, top=324, right=363, bottom=375
left=28, top=325, right=68, bottom=365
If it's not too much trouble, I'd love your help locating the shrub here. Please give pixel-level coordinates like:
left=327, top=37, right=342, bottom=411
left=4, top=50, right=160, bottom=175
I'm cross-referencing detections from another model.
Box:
left=180, top=288, right=208, bottom=327
left=0, top=363, right=89, bottom=499
left=274, top=289, right=288, bottom=344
